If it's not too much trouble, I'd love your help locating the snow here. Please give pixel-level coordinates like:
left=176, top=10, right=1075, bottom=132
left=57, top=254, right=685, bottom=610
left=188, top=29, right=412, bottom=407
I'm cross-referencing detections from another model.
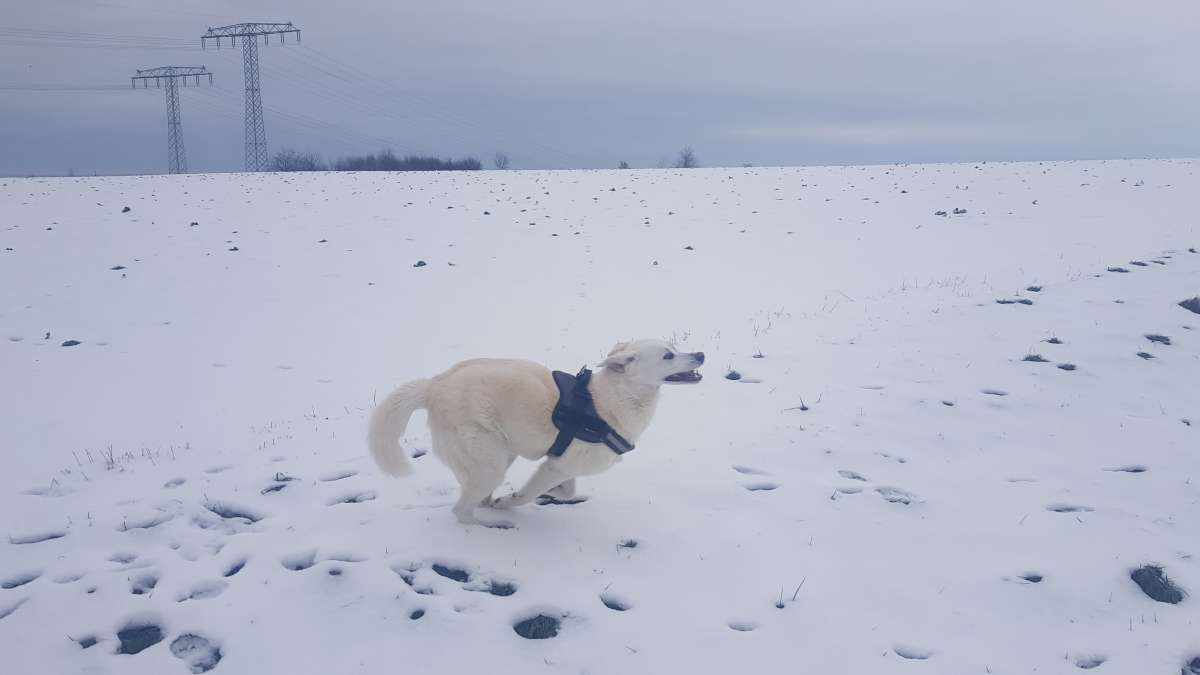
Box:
left=1, top=159, right=1198, bottom=673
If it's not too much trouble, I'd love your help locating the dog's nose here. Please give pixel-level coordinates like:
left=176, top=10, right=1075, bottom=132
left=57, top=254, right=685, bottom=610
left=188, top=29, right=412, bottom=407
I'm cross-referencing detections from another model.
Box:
left=693, top=351, right=705, bottom=364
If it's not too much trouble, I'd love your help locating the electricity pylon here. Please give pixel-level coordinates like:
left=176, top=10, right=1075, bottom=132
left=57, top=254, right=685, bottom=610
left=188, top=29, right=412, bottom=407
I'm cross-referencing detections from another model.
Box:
left=131, top=66, right=212, bottom=175
left=201, top=22, right=301, bottom=172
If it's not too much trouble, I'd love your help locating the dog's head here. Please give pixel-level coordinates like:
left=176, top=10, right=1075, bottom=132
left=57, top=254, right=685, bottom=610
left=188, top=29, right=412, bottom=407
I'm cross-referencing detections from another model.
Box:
left=599, top=339, right=705, bottom=385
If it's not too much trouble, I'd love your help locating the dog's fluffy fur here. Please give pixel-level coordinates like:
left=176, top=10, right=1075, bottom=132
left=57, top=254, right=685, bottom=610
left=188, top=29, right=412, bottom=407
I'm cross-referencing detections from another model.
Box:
left=368, top=339, right=704, bottom=525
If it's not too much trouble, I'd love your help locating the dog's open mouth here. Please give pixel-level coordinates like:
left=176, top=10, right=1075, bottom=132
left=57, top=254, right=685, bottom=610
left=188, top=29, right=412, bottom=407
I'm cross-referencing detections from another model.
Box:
left=664, top=370, right=703, bottom=384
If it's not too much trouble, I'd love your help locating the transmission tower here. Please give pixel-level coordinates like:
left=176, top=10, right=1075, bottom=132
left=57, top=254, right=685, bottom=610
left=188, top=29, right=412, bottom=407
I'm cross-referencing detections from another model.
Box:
left=201, top=22, right=301, bottom=172
left=131, top=66, right=212, bottom=175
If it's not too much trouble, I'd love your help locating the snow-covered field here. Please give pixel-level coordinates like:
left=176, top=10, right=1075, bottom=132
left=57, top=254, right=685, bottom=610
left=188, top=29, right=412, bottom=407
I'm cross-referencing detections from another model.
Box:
left=2, top=160, right=1198, bottom=674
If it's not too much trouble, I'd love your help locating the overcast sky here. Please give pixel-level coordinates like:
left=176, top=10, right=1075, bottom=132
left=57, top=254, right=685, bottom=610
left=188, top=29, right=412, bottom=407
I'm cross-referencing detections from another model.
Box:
left=2, top=0, right=1198, bottom=175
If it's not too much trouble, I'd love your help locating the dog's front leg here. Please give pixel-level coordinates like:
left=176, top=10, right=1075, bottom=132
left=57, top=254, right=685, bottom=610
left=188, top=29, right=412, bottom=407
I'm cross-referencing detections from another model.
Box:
left=491, top=460, right=571, bottom=509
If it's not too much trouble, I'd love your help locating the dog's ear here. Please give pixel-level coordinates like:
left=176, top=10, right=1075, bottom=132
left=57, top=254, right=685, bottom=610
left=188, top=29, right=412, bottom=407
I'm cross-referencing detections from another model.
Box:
left=606, top=341, right=630, bottom=356
left=600, top=342, right=635, bottom=372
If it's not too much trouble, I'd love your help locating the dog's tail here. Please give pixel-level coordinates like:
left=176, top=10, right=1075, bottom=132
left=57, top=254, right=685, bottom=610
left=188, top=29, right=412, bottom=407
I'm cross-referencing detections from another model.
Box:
left=368, top=379, right=431, bottom=477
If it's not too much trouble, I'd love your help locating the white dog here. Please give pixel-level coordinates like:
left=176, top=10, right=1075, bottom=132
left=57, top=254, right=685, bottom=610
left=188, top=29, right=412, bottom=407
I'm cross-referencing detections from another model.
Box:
left=368, top=339, right=704, bottom=525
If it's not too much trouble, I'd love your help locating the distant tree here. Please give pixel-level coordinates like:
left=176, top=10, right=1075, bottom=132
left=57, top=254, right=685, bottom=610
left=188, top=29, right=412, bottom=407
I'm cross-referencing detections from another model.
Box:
left=493, top=153, right=511, bottom=170
left=270, top=148, right=327, bottom=172
left=674, top=146, right=699, bottom=169
left=332, top=149, right=481, bottom=172
left=618, top=161, right=630, bottom=169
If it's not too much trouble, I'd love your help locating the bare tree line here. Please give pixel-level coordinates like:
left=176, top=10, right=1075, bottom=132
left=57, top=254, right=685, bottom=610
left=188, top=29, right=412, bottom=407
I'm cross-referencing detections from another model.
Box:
left=269, top=145, right=702, bottom=172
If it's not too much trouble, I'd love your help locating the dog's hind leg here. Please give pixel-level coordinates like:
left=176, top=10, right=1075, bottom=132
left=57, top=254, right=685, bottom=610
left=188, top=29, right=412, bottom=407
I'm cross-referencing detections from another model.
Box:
left=544, top=478, right=576, bottom=500
left=480, top=455, right=518, bottom=506
left=445, top=431, right=512, bottom=525
left=491, top=460, right=570, bottom=509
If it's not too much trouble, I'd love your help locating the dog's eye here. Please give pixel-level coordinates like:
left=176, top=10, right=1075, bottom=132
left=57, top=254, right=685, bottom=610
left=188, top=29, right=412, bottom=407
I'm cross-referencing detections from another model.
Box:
left=663, top=352, right=675, bottom=360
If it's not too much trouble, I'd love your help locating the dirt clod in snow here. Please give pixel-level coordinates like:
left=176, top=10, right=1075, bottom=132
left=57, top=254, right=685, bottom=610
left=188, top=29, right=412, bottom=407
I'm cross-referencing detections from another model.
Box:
left=1130, top=565, right=1186, bottom=604
left=513, top=614, right=560, bottom=639
left=117, top=623, right=163, bottom=655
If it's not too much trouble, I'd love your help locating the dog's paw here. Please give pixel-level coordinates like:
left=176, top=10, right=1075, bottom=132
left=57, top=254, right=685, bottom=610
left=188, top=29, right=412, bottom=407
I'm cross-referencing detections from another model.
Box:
left=489, top=494, right=519, bottom=509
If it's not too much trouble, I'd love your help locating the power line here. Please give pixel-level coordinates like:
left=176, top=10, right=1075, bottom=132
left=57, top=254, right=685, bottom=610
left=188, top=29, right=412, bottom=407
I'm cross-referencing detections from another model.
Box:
left=0, top=83, right=130, bottom=91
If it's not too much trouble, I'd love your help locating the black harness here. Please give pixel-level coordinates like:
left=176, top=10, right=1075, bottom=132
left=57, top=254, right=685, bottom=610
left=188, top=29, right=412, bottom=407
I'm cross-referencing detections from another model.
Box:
left=547, top=367, right=635, bottom=457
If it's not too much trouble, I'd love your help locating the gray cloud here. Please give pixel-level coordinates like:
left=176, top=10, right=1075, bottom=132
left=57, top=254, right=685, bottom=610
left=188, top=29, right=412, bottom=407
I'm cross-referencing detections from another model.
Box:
left=2, top=0, right=1198, bottom=174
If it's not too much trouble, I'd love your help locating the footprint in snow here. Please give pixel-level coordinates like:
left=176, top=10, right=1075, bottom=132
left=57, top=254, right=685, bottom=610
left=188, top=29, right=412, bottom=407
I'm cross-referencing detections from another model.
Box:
left=0, top=599, right=28, bottom=622
left=1046, top=503, right=1093, bottom=513
left=204, top=464, right=232, bottom=474
left=326, top=490, right=376, bottom=505
left=223, top=558, right=247, bottom=577
left=876, top=487, right=917, bottom=505
left=430, top=562, right=518, bottom=596
left=318, top=469, right=358, bottom=482
left=1144, top=333, right=1171, bottom=345
left=22, top=478, right=77, bottom=497
left=732, top=465, right=769, bottom=475
left=893, top=644, right=935, bottom=660
left=837, top=469, right=868, bottom=481
left=727, top=619, right=758, bottom=632
left=0, top=571, right=39, bottom=589
left=176, top=580, right=227, bottom=602
left=130, top=572, right=158, bottom=595
left=599, top=591, right=632, bottom=611
left=281, top=549, right=318, bottom=571
left=119, top=513, right=174, bottom=531
left=391, top=565, right=435, bottom=595
left=535, top=494, right=588, bottom=505
left=9, top=530, right=66, bottom=545
left=203, top=502, right=262, bottom=523
left=742, top=481, right=779, bottom=492
left=1074, top=654, right=1107, bottom=669
left=1105, top=465, right=1147, bottom=473
left=170, top=633, right=223, bottom=672
left=981, top=388, right=1008, bottom=396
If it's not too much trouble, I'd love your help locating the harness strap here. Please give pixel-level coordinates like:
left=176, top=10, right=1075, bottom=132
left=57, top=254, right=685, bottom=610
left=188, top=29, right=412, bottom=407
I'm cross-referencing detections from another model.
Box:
left=547, top=366, right=635, bottom=457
